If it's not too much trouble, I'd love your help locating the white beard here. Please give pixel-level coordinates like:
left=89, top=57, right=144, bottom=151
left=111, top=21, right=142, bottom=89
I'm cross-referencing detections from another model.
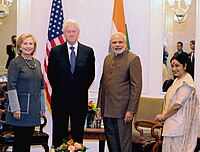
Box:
left=113, top=46, right=126, bottom=55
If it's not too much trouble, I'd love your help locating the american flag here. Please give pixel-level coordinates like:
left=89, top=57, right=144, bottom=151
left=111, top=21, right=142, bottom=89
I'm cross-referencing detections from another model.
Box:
left=43, top=0, right=65, bottom=112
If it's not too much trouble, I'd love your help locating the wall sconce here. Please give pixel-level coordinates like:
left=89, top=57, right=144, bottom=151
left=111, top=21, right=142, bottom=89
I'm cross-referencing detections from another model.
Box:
left=167, top=0, right=192, bottom=24
left=0, top=0, right=13, bottom=25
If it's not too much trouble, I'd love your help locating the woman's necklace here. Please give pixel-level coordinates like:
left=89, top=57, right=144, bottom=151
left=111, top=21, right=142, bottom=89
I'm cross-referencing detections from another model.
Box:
left=21, top=56, right=36, bottom=69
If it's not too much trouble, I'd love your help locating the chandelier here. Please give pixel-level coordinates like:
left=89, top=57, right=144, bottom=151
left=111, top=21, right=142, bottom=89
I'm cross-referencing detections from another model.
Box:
left=167, top=0, right=192, bottom=24
left=0, top=0, right=13, bottom=25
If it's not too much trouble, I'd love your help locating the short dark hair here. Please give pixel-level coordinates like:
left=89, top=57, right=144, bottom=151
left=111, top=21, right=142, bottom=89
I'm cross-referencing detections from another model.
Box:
left=177, top=41, right=183, bottom=47
left=190, top=40, right=195, bottom=45
left=11, top=35, right=16, bottom=40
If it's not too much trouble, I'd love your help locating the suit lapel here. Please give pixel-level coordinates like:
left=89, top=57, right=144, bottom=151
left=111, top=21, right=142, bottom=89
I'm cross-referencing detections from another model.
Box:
left=75, top=42, right=84, bottom=66
left=60, top=43, right=71, bottom=71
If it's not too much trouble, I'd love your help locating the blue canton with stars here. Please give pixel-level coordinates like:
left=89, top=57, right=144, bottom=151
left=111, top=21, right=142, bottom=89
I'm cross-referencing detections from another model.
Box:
left=48, top=0, right=64, bottom=41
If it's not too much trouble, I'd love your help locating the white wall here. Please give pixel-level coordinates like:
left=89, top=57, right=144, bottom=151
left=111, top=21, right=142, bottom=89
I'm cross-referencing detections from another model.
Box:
left=195, top=0, right=200, bottom=96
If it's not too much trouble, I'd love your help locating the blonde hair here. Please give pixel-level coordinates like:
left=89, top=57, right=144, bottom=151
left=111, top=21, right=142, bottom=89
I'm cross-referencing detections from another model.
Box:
left=17, top=33, right=37, bottom=55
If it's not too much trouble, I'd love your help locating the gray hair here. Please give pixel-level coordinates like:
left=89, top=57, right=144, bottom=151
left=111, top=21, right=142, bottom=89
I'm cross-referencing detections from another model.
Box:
left=111, top=32, right=127, bottom=41
left=62, top=19, right=80, bottom=32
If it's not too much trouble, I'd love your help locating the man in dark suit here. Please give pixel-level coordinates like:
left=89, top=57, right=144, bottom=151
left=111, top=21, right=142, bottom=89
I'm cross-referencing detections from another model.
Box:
left=47, top=19, right=95, bottom=148
left=174, top=41, right=188, bottom=58
left=174, top=41, right=192, bottom=79
left=5, top=35, right=17, bottom=69
left=97, top=32, right=142, bottom=152
left=188, top=40, right=195, bottom=79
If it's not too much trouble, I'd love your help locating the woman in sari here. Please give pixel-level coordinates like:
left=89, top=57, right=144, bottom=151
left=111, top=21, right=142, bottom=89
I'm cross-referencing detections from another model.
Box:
left=155, top=53, right=199, bottom=152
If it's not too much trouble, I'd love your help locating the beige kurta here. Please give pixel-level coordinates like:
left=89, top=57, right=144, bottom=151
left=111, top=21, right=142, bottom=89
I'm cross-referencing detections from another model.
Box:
left=161, top=73, right=199, bottom=152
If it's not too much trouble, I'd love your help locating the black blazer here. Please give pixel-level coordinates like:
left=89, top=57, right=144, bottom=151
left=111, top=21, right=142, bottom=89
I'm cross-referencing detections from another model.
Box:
left=5, top=45, right=16, bottom=69
left=47, top=42, right=95, bottom=109
left=188, top=52, right=195, bottom=79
